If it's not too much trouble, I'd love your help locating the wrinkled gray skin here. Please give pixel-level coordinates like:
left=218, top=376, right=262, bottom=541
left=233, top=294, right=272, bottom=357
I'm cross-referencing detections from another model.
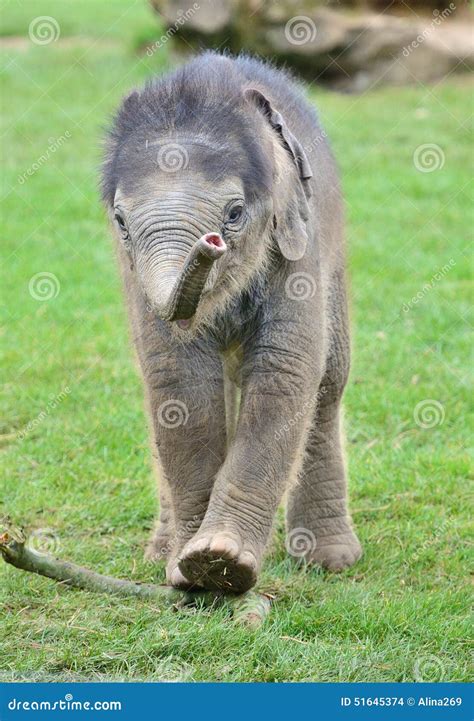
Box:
left=101, top=53, right=361, bottom=592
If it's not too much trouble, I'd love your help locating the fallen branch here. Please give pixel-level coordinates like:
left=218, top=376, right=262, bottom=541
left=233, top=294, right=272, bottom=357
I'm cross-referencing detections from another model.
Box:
left=0, top=522, right=271, bottom=628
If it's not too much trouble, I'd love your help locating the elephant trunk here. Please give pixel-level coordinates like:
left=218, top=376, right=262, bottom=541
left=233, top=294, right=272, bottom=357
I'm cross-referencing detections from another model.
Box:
left=145, top=233, right=227, bottom=322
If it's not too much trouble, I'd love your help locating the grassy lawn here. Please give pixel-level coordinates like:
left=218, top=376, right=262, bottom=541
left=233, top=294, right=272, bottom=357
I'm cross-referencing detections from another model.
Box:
left=1, top=0, right=472, bottom=683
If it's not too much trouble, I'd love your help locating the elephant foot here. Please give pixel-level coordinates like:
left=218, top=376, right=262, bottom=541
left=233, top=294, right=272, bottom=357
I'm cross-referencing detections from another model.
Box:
left=290, top=528, right=362, bottom=572
left=145, top=514, right=201, bottom=564
left=178, top=532, right=259, bottom=593
left=144, top=529, right=172, bottom=561
left=166, top=558, right=201, bottom=590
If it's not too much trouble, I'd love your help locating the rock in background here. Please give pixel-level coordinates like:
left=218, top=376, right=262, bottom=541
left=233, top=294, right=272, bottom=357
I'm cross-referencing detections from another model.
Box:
left=148, top=0, right=473, bottom=91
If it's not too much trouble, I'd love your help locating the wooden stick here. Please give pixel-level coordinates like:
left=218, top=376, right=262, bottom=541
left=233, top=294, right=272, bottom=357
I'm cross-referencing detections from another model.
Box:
left=0, top=522, right=271, bottom=627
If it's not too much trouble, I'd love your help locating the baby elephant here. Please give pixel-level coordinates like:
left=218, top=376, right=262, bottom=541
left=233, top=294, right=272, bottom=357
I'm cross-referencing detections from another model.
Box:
left=101, top=52, right=362, bottom=592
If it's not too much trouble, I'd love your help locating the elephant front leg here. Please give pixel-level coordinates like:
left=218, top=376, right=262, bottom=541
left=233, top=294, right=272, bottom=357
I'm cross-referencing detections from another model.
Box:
left=178, top=351, right=319, bottom=592
left=144, top=476, right=175, bottom=561
left=146, top=347, right=227, bottom=588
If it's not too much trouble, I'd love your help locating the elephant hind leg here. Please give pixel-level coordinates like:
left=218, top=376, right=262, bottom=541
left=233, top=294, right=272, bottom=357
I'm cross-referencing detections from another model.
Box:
left=286, top=274, right=361, bottom=571
left=286, top=396, right=362, bottom=571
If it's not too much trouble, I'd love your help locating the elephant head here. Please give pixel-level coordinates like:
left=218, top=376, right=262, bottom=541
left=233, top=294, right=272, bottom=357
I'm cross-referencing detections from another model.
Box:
left=102, top=58, right=312, bottom=331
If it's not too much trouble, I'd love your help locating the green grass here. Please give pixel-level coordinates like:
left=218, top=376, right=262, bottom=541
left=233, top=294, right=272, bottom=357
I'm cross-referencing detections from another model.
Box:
left=1, top=0, right=155, bottom=41
left=1, top=0, right=472, bottom=683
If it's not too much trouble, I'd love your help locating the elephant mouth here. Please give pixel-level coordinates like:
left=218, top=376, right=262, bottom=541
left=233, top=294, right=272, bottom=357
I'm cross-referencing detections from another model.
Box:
left=147, top=233, right=227, bottom=323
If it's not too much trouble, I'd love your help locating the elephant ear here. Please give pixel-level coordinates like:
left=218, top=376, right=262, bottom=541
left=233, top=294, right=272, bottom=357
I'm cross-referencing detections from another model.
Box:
left=244, top=87, right=313, bottom=261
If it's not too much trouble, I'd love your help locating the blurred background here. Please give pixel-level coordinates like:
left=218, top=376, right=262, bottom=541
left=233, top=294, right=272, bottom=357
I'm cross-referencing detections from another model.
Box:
left=148, top=0, right=473, bottom=91
left=1, top=0, right=472, bottom=683
left=3, top=1, right=472, bottom=91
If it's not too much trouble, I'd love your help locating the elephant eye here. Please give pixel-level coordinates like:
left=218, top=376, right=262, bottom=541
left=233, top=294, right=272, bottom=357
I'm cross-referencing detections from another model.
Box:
left=115, top=211, right=129, bottom=240
left=114, top=212, right=127, bottom=232
left=114, top=211, right=131, bottom=249
left=226, top=203, right=244, bottom=226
